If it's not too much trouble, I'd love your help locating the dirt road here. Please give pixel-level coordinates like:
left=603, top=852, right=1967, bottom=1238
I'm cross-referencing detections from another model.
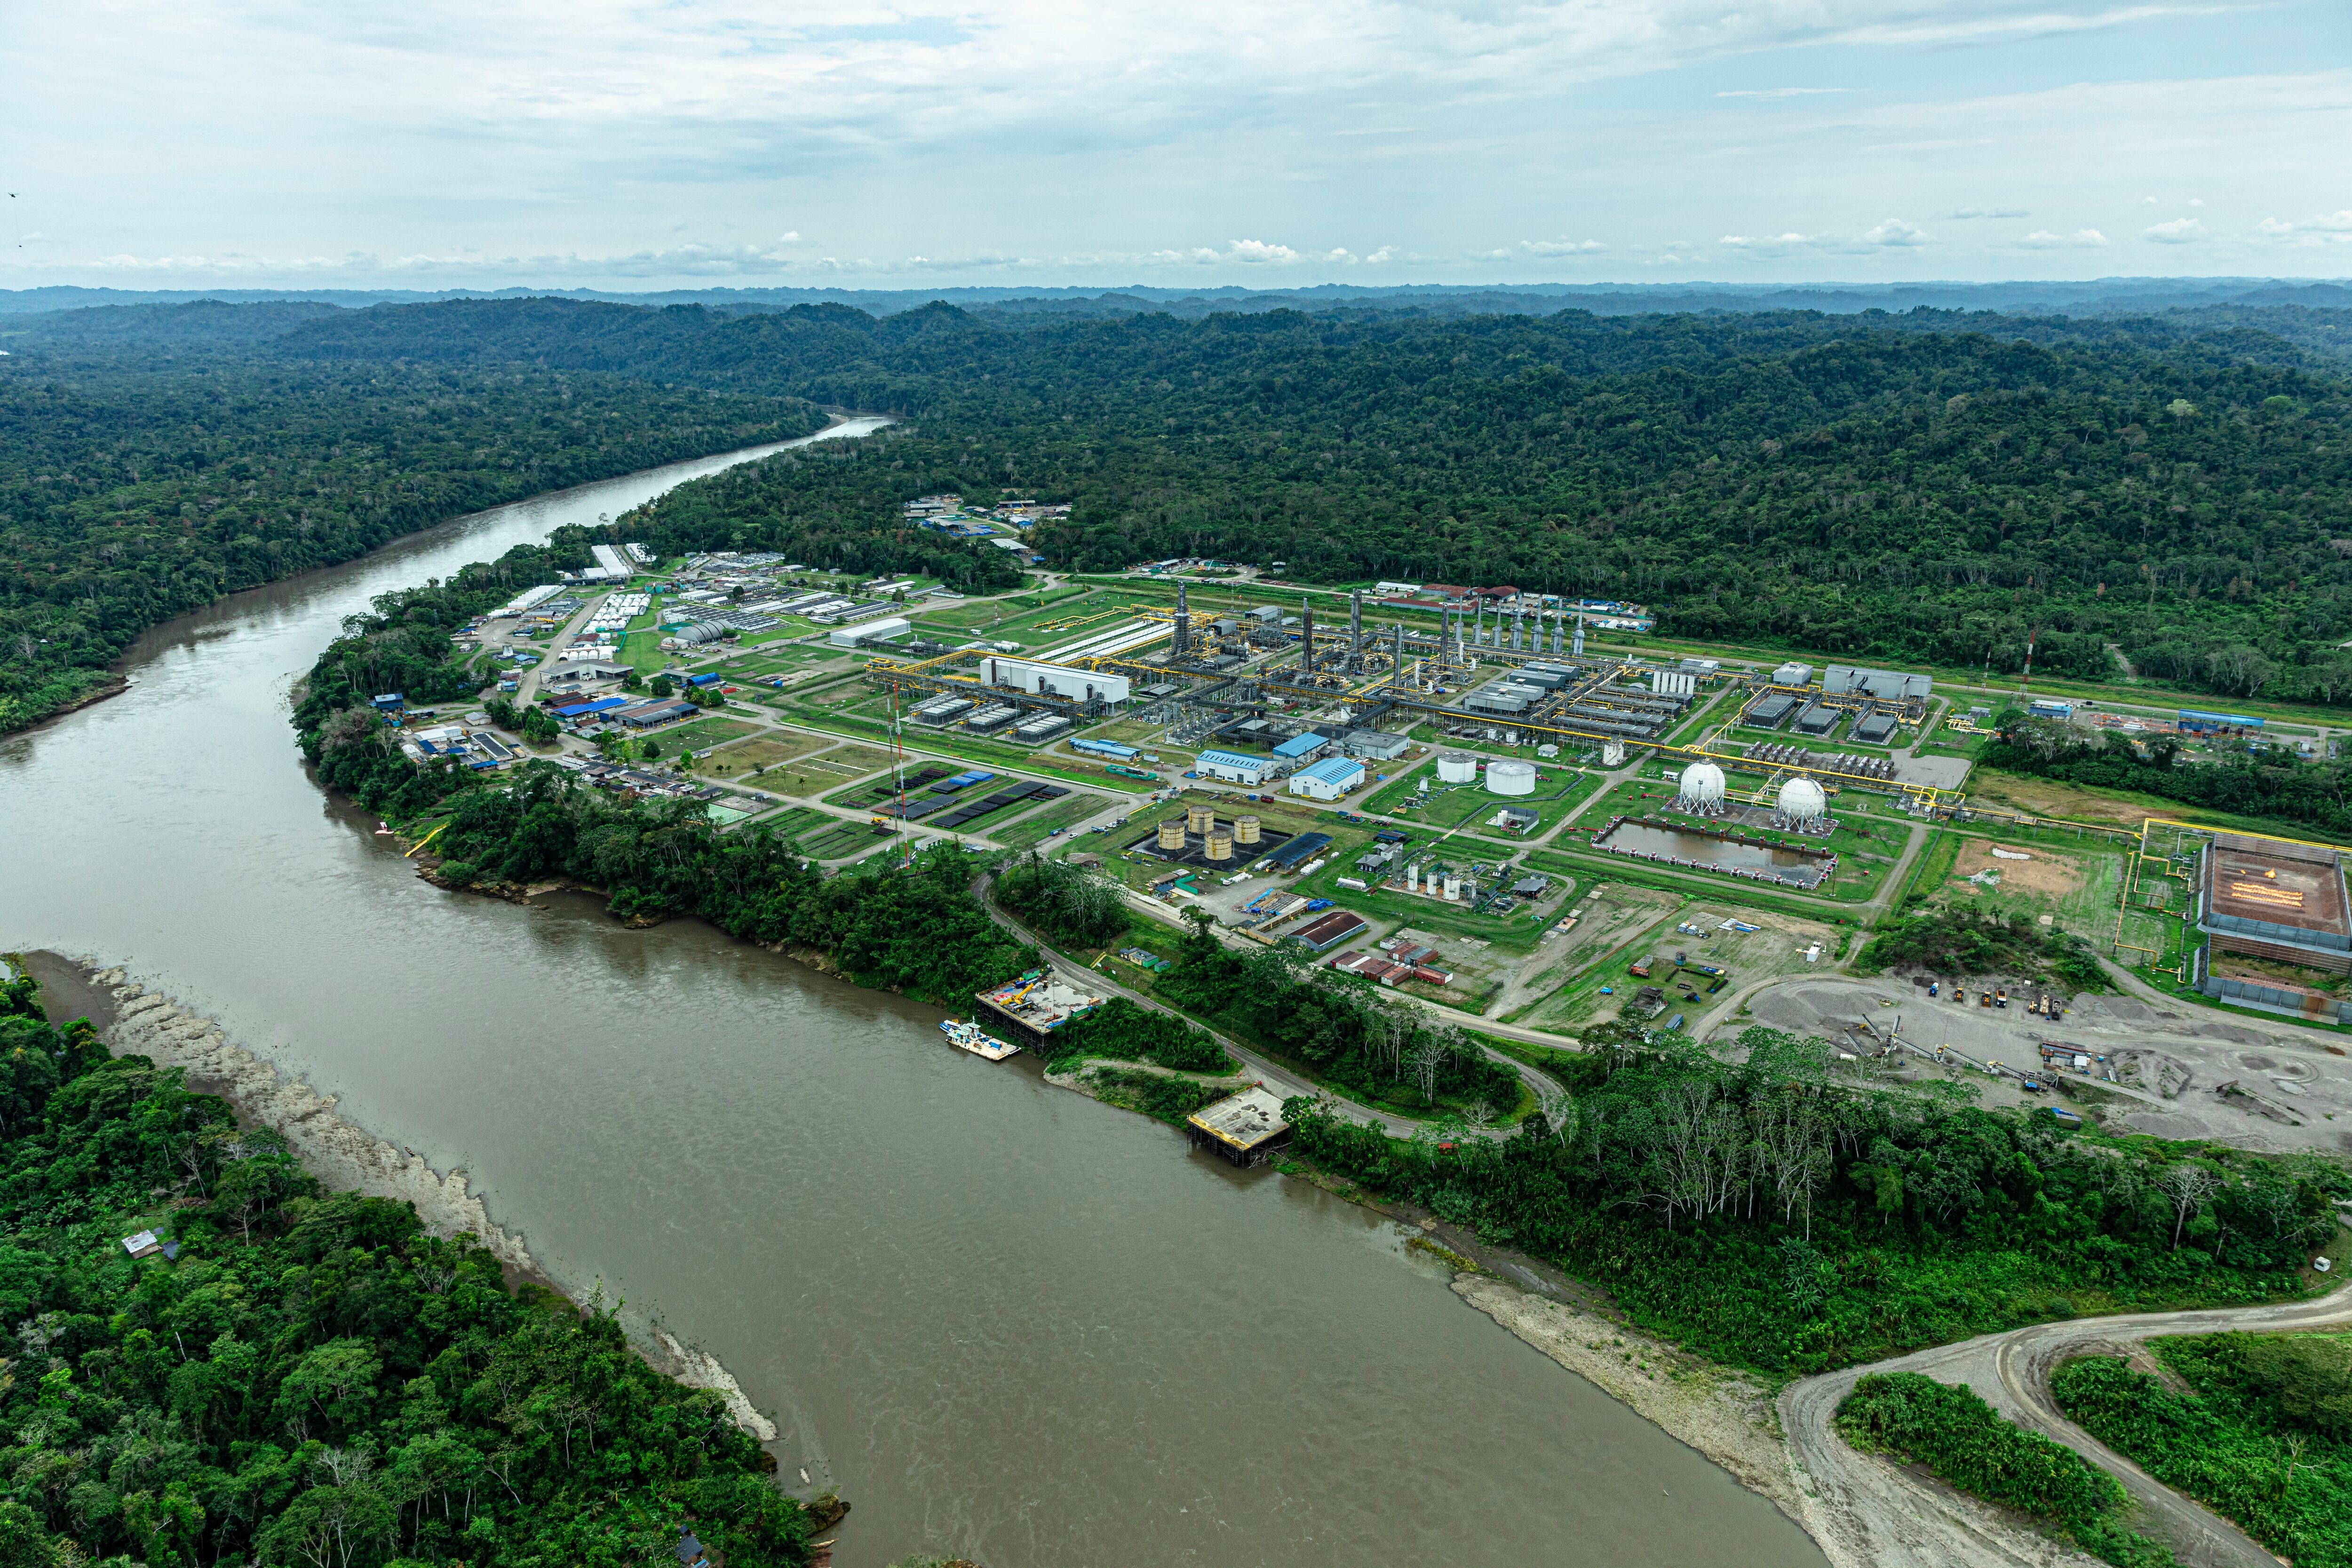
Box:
left=1780, top=1282, right=2352, bottom=1568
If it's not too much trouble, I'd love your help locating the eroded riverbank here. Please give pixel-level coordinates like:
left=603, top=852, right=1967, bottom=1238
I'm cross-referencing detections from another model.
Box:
left=22, top=950, right=784, bottom=1443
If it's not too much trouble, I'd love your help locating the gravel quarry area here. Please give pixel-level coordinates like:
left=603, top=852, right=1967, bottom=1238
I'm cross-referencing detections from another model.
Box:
left=1742, top=975, right=2352, bottom=1153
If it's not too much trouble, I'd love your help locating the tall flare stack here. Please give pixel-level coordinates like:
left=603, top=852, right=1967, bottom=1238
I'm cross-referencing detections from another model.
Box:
left=1348, top=590, right=1364, bottom=672
left=1173, top=581, right=1192, bottom=657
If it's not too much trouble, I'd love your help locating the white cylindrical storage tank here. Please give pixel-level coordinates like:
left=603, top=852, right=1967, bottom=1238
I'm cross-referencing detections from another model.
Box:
left=1406, top=863, right=1421, bottom=891
left=1677, top=761, right=1726, bottom=811
left=1486, top=760, right=1537, bottom=796
left=1442, top=874, right=1462, bottom=900
left=1436, top=752, right=1478, bottom=784
left=1777, top=775, right=1828, bottom=820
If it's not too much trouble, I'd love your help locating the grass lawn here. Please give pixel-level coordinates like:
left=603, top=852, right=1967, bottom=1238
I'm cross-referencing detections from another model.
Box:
left=692, top=732, right=837, bottom=784
left=659, top=716, right=759, bottom=752
left=1525, top=845, right=1859, bottom=924
left=1371, top=766, right=1601, bottom=840
left=993, top=793, right=1115, bottom=849
left=755, top=743, right=895, bottom=797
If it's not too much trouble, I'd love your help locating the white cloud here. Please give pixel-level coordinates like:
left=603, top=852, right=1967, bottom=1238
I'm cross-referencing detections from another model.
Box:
left=1505, top=237, right=1607, bottom=256
left=2254, top=211, right=2352, bottom=244
left=6, top=3, right=2346, bottom=287
left=2143, top=217, right=2207, bottom=243
left=2017, top=227, right=2107, bottom=247
left=1720, top=232, right=1818, bottom=252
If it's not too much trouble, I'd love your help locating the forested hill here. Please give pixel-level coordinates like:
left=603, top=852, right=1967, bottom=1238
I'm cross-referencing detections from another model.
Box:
left=279, top=296, right=2352, bottom=705
left=0, top=357, right=827, bottom=734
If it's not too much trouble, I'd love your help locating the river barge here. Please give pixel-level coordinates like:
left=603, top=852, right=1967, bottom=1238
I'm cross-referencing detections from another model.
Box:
left=940, top=1018, right=1022, bottom=1061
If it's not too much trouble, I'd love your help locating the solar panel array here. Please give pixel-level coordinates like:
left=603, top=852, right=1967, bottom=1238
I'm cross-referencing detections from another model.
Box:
left=930, top=780, right=1071, bottom=830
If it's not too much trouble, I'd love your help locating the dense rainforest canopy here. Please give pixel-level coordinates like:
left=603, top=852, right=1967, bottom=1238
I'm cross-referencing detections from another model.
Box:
left=0, top=974, right=816, bottom=1568
left=0, top=348, right=826, bottom=733
left=271, top=294, right=2352, bottom=707
left=13, top=291, right=2352, bottom=734
left=1291, top=1024, right=2346, bottom=1373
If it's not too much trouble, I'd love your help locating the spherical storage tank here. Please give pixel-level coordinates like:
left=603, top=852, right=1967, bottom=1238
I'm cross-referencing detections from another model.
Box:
left=1436, top=752, right=1478, bottom=784
left=1676, top=762, right=1726, bottom=810
left=1486, top=760, right=1537, bottom=796
left=1777, top=775, right=1828, bottom=820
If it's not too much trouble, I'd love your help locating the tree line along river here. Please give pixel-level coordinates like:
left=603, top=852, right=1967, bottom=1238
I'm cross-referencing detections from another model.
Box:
left=0, top=424, right=1825, bottom=1568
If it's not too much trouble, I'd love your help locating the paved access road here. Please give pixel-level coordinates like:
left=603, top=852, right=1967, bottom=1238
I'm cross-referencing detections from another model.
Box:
left=1780, top=1281, right=2352, bottom=1568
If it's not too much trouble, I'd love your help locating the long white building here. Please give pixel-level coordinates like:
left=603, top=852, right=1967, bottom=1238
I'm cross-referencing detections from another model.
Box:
left=982, top=657, right=1131, bottom=705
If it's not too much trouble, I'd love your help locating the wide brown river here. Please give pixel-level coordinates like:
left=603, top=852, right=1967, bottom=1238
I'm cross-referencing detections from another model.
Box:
left=0, top=427, right=1824, bottom=1568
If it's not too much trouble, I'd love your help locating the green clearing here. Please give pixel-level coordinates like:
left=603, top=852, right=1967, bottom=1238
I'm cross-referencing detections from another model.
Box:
left=691, top=731, right=836, bottom=784
left=1503, top=886, right=1685, bottom=1029
left=755, top=741, right=894, bottom=797
left=1525, top=845, right=1859, bottom=924
left=659, top=716, right=758, bottom=752
left=1369, top=766, right=1600, bottom=839
left=993, top=792, right=1116, bottom=849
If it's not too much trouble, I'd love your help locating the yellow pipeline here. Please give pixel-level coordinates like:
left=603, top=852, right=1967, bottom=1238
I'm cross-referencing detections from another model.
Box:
left=405, top=821, right=449, bottom=858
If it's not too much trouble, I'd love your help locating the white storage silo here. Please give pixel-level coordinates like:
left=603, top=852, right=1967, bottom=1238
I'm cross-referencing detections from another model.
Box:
left=1436, top=752, right=1478, bottom=784
left=1486, top=760, right=1537, bottom=796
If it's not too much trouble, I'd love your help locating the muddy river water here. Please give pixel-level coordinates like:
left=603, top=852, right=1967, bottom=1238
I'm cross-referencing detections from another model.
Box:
left=0, top=427, right=1824, bottom=1568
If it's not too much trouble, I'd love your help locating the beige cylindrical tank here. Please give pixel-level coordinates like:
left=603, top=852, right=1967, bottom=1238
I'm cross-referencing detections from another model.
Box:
left=1157, top=820, right=1187, bottom=852
left=1205, top=829, right=1234, bottom=863
left=1186, top=802, right=1216, bottom=836
left=1233, top=814, right=1262, bottom=844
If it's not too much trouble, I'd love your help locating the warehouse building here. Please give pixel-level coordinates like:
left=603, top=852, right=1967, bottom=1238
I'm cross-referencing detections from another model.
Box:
left=1342, top=729, right=1411, bottom=762
left=983, top=657, right=1132, bottom=705
left=1195, top=749, right=1271, bottom=785
left=1289, top=756, right=1367, bottom=801
left=1287, top=909, right=1369, bottom=952
left=1273, top=733, right=1328, bottom=762
left=1823, top=664, right=1932, bottom=702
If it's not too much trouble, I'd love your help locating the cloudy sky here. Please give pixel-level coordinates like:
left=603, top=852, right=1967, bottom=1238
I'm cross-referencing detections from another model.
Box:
left=4, top=0, right=2347, bottom=289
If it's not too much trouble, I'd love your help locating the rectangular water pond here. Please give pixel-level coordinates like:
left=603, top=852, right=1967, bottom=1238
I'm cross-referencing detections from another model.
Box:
left=1592, top=817, right=1832, bottom=889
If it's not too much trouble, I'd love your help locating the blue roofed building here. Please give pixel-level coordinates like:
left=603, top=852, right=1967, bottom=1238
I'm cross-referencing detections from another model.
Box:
left=1288, top=756, right=1367, bottom=801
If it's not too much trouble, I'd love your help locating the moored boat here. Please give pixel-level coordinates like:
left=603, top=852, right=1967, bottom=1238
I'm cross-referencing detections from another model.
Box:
left=940, top=1018, right=1021, bottom=1061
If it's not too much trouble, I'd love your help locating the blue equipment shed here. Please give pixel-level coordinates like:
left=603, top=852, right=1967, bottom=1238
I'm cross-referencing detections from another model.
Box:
left=2179, top=709, right=2264, bottom=732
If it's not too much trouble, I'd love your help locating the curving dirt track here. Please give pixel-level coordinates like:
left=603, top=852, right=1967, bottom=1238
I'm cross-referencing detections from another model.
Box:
left=1780, top=1282, right=2352, bottom=1568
